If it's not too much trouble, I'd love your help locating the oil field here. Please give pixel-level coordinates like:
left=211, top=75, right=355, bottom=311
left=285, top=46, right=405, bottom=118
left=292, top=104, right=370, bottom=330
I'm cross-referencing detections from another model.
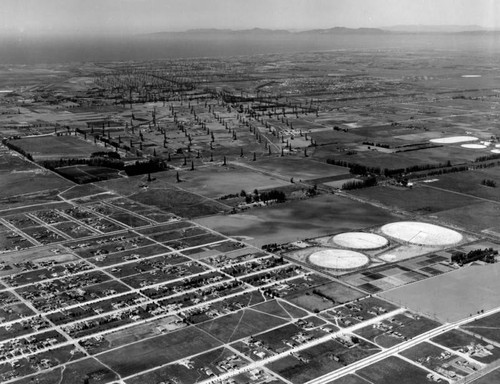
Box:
left=1, top=1, right=500, bottom=384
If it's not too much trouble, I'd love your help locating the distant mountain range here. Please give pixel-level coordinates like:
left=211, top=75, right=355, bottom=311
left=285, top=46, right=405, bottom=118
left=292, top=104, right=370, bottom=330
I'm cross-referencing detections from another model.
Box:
left=148, top=25, right=498, bottom=37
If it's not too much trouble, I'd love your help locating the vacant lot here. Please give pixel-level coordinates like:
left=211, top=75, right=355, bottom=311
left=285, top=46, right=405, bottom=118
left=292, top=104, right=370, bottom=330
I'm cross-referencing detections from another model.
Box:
left=357, top=356, right=430, bottom=384
left=432, top=329, right=500, bottom=364
left=462, top=311, right=500, bottom=345
left=97, top=326, right=222, bottom=377
left=469, top=367, right=500, bottom=384
left=12, top=357, right=118, bottom=384
left=0, top=170, right=72, bottom=198
left=381, top=263, right=500, bottom=322
left=101, top=176, right=230, bottom=218
left=197, top=307, right=290, bottom=343
left=196, top=194, right=398, bottom=247
left=267, top=338, right=379, bottom=384
left=325, top=374, right=371, bottom=384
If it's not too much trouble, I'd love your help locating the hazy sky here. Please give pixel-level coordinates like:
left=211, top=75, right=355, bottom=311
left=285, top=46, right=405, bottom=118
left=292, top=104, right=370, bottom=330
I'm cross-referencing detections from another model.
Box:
left=1, top=0, right=498, bottom=35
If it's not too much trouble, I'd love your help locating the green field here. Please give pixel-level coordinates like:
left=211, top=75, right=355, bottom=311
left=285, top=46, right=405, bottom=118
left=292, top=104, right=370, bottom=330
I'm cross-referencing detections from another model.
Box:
left=427, top=168, right=500, bottom=202
left=351, top=184, right=479, bottom=214
left=267, top=338, right=380, bottom=384
left=436, top=201, right=500, bottom=234
left=249, top=157, right=349, bottom=181
left=152, top=163, right=291, bottom=198
left=469, top=367, right=500, bottom=384
left=96, top=326, right=222, bottom=377
left=196, top=306, right=291, bottom=343
left=101, top=176, right=230, bottom=218
left=11, top=357, right=118, bottom=384
left=56, top=165, right=123, bottom=184
left=196, top=193, right=399, bottom=247
left=462, top=311, right=500, bottom=345
left=381, top=263, right=500, bottom=322
left=0, top=170, right=73, bottom=198
left=326, top=374, right=371, bottom=384
left=285, top=281, right=364, bottom=312
left=432, top=329, right=500, bottom=364
left=356, top=356, right=430, bottom=384
left=13, top=135, right=103, bottom=160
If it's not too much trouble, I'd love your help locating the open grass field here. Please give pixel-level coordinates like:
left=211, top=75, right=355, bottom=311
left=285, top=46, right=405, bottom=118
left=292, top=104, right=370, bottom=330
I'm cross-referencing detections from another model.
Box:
left=436, top=201, right=500, bottom=234
left=96, top=326, right=222, bottom=377
left=267, top=338, right=380, bottom=384
left=126, top=347, right=249, bottom=384
left=196, top=306, right=291, bottom=344
left=285, top=281, right=365, bottom=312
left=84, top=316, right=185, bottom=355
left=152, top=163, right=291, bottom=199
left=355, top=312, right=440, bottom=348
left=469, top=367, right=500, bottom=384
left=462, top=311, right=500, bottom=345
left=58, top=183, right=108, bottom=199
left=400, top=341, right=469, bottom=377
left=56, top=165, right=123, bottom=184
left=196, top=194, right=399, bottom=247
left=0, top=169, right=73, bottom=198
left=351, top=184, right=480, bottom=214
left=100, top=176, right=230, bottom=218
left=13, top=135, right=102, bottom=160
left=250, top=299, right=309, bottom=319
left=432, top=329, right=500, bottom=364
left=381, top=263, right=500, bottom=322
left=326, top=374, right=371, bottom=384
left=356, top=356, right=430, bottom=384
left=12, top=357, right=118, bottom=384
left=425, top=168, right=500, bottom=202
left=248, top=157, right=349, bottom=181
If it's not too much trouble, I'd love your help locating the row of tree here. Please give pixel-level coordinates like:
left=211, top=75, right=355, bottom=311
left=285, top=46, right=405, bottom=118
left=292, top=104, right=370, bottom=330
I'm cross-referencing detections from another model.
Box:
left=2, top=139, right=34, bottom=161
left=451, top=248, right=498, bottom=265
left=341, top=176, right=377, bottom=190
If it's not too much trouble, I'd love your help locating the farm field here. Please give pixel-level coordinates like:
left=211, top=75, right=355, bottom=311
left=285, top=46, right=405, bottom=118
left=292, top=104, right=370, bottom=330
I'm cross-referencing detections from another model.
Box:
left=424, top=167, right=500, bottom=202
left=248, top=157, right=349, bottom=181
left=351, top=184, right=480, bottom=214
left=436, top=201, right=500, bottom=235
left=12, top=135, right=103, bottom=160
left=196, top=194, right=399, bottom=247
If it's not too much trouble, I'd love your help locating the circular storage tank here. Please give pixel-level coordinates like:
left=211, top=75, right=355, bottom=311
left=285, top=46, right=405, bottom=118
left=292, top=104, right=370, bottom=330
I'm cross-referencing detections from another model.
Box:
left=430, top=136, right=478, bottom=144
left=333, top=232, right=388, bottom=250
left=309, top=249, right=369, bottom=270
left=381, top=221, right=462, bottom=246
left=461, top=143, right=487, bottom=149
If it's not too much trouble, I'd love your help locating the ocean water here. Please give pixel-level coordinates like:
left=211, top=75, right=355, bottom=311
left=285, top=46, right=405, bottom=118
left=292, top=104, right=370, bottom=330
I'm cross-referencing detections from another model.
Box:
left=0, top=33, right=498, bottom=64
